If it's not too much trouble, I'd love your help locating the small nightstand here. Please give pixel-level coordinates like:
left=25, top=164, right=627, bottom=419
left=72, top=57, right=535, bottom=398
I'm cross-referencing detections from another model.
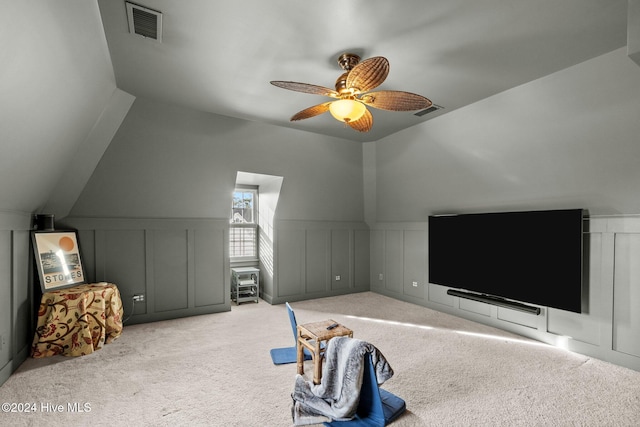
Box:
left=231, top=267, right=259, bottom=304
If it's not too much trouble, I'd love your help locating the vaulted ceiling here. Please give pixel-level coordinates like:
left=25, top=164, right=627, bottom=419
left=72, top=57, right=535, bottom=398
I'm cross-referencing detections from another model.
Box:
left=2, top=1, right=638, bottom=218
left=97, top=0, right=630, bottom=142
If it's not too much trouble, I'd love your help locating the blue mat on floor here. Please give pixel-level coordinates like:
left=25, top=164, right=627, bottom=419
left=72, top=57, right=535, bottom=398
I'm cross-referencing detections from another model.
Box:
left=270, top=346, right=312, bottom=365
left=323, top=353, right=406, bottom=426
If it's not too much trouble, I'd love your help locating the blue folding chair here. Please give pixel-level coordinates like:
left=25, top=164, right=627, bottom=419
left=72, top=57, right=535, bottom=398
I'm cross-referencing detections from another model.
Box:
left=269, top=302, right=313, bottom=365
left=323, top=353, right=406, bottom=426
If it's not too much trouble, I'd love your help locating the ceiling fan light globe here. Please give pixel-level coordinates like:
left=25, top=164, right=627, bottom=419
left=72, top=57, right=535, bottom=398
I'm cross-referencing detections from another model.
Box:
left=329, top=99, right=366, bottom=123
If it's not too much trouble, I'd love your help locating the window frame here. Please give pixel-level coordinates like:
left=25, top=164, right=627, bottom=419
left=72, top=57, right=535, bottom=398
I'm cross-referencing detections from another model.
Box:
left=229, top=187, right=259, bottom=262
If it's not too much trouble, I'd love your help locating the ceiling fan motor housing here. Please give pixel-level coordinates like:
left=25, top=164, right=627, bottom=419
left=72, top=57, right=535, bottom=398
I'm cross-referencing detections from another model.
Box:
left=337, top=53, right=361, bottom=71
left=336, top=53, right=362, bottom=95
left=335, top=72, right=353, bottom=95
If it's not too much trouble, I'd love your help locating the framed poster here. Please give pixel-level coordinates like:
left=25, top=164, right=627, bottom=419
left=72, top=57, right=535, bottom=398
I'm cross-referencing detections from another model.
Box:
left=31, top=230, right=86, bottom=292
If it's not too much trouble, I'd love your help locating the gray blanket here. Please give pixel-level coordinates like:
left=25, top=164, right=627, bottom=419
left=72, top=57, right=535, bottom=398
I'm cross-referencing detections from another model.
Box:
left=291, top=336, right=394, bottom=426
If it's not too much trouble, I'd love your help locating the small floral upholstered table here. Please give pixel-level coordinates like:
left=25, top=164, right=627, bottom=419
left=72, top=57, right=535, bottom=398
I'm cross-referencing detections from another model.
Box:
left=31, top=282, right=124, bottom=358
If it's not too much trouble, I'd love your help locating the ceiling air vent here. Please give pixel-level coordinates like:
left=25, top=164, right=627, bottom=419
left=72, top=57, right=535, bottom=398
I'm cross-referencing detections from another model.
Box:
left=414, top=104, right=443, bottom=117
left=126, top=2, right=162, bottom=42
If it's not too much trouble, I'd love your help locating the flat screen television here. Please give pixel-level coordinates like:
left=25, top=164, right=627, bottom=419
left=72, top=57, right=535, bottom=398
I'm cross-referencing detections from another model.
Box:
left=428, top=209, right=583, bottom=313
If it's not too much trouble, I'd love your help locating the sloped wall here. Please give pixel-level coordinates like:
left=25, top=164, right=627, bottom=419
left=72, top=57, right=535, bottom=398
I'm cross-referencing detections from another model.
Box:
left=374, top=48, right=640, bottom=220
left=70, top=98, right=364, bottom=221
left=0, top=1, right=131, bottom=386
left=0, top=1, right=121, bottom=215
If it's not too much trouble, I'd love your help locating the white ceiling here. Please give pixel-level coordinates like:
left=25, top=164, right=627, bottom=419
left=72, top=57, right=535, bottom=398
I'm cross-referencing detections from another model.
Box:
left=97, top=0, right=629, bottom=142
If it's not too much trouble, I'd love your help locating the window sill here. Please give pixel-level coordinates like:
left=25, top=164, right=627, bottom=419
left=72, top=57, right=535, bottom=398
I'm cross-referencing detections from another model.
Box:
left=230, top=259, right=259, bottom=266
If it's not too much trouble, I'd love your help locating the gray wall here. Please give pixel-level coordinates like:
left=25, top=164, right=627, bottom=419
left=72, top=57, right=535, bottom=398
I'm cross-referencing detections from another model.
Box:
left=0, top=213, right=33, bottom=386
left=370, top=217, right=640, bottom=372
left=369, top=48, right=640, bottom=372
left=273, top=220, right=370, bottom=304
left=375, top=48, right=640, bottom=220
left=0, top=1, right=130, bottom=217
left=59, top=217, right=229, bottom=324
left=70, top=98, right=364, bottom=221
left=0, top=2, right=131, bottom=386
left=64, top=97, right=368, bottom=319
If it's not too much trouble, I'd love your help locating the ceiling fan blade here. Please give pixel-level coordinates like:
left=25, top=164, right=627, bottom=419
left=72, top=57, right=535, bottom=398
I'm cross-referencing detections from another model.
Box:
left=271, top=81, right=338, bottom=97
left=290, top=102, right=333, bottom=121
left=360, top=90, right=432, bottom=111
left=346, top=56, right=389, bottom=93
left=347, top=108, right=373, bottom=132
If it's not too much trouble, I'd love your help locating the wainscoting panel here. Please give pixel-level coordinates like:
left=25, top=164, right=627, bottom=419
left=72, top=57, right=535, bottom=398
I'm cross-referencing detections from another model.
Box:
left=384, top=230, right=404, bottom=295
left=547, top=232, right=603, bottom=346
left=193, top=229, right=226, bottom=308
left=258, top=229, right=274, bottom=301
left=370, top=224, right=429, bottom=301
left=277, top=228, right=305, bottom=298
left=78, top=229, right=96, bottom=282
left=354, top=229, right=370, bottom=289
left=12, top=231, right=31, bottom=356
left=372, top=217, right=640, bottom=372
left=403, top=230, right=426, bottom=300
left=497, top=306, right=537, bottom=328
left=0, top=231, right=11, bottom=369
left=153, top=230, right=189, bottom=313
left=428, top=283, right=454, bottom=307
left=459, top=297, right=492, bottom=317
left=613, top=232, right=640, bottom=358
left=273, top=220, right=369, bottom=304
left=370, top=229, right=384, bottom=291
left=102, top=229, right=147, bottom=316
left=60, top=217, right=230, bottom=325
left=0, top=212, right=33, bottom=388
left=305, top=229, right=329, bottom=294
left=331, top=229, right=350, bottom=290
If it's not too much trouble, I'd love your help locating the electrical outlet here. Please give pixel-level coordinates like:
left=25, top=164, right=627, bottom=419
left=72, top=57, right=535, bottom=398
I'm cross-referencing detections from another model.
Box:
left=335, top=275, right=341, bottom=281
left=133, top=294, right=145, bottom=302
left=412, top=281, right=418, bottom=287
left=378, top=273, right=383, bottom=280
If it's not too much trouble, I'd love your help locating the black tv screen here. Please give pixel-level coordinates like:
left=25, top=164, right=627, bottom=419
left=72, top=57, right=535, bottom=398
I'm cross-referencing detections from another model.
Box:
left=428, top=209, right=583, bottom=313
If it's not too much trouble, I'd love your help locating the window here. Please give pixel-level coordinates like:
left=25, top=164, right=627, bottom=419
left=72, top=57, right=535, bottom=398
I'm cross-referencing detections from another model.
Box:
left=230, top=188, right=258, bottom=260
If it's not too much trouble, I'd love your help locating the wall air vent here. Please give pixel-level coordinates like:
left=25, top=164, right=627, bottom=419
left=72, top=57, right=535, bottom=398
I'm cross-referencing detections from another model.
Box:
left=126, top=2, right=162, bottom=42
left=414, top=104, right=443, bottom=117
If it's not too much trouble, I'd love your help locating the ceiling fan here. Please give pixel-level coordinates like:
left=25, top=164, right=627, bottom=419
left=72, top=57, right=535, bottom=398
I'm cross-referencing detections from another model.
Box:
left=270, top=53, right=432, bottom=133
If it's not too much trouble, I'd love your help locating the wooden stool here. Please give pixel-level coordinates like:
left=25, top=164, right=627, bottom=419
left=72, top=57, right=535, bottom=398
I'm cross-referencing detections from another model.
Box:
left=297, top=319, right=353, bottom=384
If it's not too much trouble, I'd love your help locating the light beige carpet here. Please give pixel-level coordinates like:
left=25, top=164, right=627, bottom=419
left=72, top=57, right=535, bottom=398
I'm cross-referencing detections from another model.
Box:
left=1, top=292, right=640, bottom=426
